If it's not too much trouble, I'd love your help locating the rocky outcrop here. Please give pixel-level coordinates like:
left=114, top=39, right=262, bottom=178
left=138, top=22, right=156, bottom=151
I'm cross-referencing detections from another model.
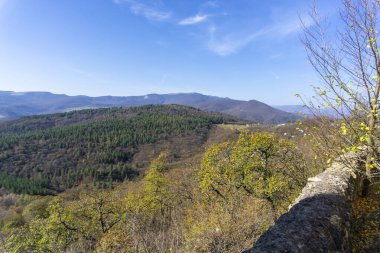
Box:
left=244, top=153, right=364, bottom=253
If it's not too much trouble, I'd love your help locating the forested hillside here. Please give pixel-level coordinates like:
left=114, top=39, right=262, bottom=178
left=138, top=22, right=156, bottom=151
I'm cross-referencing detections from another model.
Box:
left=0, top=129, right=322, bottom=253
left=0, top=105, right=326, bottom=252
left=0, top=105, right=238, bottom=194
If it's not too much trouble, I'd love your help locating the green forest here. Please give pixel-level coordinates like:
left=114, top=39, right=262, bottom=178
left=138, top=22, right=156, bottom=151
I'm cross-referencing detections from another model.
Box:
left=1, top=0, right=380, bottom=251
left=0, top=105, right=237, bottom=194
left=0, top=100, right=379, bottom=252
left=0, top=104, right=325, bottom=252
left=1, top=0, right=380, bottom=247
left=0, top=124, right=321, bottom=252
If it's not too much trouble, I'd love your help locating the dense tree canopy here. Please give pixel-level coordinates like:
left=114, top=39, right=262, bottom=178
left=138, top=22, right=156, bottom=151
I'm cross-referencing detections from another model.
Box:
left=0, top=105, right=237, bottom=193
left=0, top=130, right=320, bottom=253
left=197, top=131, right=313, bottom=215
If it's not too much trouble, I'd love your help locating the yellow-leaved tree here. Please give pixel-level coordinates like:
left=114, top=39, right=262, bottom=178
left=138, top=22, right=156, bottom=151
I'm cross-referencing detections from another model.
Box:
left=197, top=131, right=310, bottom=214
left=183, top=131, right=315, bottom=253
left=299, top=0, right=380, bottom=181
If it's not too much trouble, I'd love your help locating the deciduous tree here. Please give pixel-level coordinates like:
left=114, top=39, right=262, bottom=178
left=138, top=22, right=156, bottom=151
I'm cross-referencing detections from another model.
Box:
left=300, top=0, right=380, bottom=177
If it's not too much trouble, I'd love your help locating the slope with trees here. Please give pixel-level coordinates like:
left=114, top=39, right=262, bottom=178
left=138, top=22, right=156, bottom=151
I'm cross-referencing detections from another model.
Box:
left=0, top=130, right=319, bottom=253
left=0, top=105, right=238, bottom=193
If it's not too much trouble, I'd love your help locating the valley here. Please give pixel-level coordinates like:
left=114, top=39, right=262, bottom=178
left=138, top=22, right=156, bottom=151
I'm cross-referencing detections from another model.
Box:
left=0, top=105, right=320, bottom=252
left=1, top=0, right=379, bottom=251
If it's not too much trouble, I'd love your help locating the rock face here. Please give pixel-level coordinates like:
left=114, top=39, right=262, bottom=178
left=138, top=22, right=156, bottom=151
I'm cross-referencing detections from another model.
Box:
left=244, top=153, right=363, bottom=253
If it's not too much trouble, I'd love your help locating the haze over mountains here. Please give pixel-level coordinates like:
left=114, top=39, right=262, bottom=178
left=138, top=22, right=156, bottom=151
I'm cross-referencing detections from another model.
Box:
left=0, top=91, right=300, bottom=124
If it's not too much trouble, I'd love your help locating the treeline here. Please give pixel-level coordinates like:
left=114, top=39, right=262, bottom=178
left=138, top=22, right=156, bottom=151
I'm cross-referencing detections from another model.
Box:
left=0, top=105, right=238, bottom=193
left=0, top=131, right=321, bottom=253
left=0, top=173, right=50, bottom=195
left=0, top=105, right=237, bottom=136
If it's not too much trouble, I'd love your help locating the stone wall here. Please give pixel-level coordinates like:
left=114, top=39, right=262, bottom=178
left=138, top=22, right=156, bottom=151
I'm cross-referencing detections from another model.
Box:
left=244, top=153, right=364, bottom=253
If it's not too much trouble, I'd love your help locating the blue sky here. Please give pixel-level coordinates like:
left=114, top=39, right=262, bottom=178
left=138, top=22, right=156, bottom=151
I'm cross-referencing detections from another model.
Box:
left=0, top=0, right=340, bottom=104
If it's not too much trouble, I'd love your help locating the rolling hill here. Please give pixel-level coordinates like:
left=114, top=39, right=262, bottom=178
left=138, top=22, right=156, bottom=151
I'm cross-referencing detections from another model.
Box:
left=0, top=91, right=300, bottom=124
left=0, top=105, right=238, bottom=194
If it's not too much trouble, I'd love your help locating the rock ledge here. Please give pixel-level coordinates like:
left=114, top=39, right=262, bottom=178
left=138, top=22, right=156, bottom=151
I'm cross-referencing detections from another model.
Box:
left=244, top=153, right=363, bottom=253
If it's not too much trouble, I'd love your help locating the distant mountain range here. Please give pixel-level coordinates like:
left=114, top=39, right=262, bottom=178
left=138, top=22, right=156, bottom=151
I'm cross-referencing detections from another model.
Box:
left=272, top=105, right=310, bottom=115
left=273, top=104, right=343, bottom=118
left=0, top=91, right=301, bottom=124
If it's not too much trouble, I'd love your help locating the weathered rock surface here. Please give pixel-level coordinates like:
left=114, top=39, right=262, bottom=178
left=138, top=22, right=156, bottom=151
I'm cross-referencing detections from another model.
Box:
left=244, top=153, right=363, bottom=253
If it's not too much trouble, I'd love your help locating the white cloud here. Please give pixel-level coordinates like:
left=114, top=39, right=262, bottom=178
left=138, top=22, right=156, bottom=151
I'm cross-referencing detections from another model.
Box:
left=178, top=14, right=208, bottom=26
left=207, top=25, right=269, bottom=56
left=207, top=35, right=252, bottom=56
left=207, top=15, right=314, bottom=57
left=202, top=1, right=219, bottom=9
left=270, top=71, right=281, bottom=80
left=276, top=15, right=313, bottom=37
left=158, top=74, right=167, bottom=85
left=269, top=53, right=283, bottom=60
left=114, top=0, right=171, bottom=22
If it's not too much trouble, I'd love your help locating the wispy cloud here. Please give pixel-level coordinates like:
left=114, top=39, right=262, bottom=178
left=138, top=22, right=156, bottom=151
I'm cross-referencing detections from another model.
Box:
left=178, top=14, right=208, bottom=26
left=269, top=53, right=283, bottom=60
left=207, top=25, right=267, bottom=56
left=277, top=15, right=313, bottom=37
left=113, top=1, right=313, bottom=57
left=114, top=0, right=171, bottom=22
left=201, top=1, right=219, bottom=9
left=270, top=71, right=281, bottom=80
left=207, top=15, right=313, bottom=57
left=158, top=74, right=168, bottom=86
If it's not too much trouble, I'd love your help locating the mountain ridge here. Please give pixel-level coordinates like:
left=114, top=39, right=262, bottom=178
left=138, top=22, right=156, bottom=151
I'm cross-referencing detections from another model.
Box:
left=0, top=91, right=300, bottom=124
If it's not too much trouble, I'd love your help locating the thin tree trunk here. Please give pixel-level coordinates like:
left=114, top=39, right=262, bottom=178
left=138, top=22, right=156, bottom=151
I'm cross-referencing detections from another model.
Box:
left=366, top=66, right=380, bottom=175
